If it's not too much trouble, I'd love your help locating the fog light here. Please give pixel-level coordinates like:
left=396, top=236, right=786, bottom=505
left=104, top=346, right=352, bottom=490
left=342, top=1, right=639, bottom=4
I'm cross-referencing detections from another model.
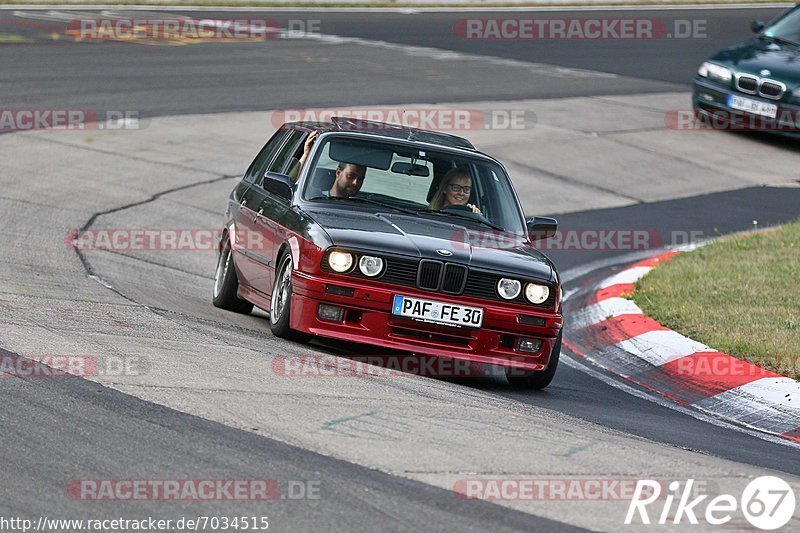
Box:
left=517, top=337, right=542, bottom=354
left=318, top=304, right=345, bottom=322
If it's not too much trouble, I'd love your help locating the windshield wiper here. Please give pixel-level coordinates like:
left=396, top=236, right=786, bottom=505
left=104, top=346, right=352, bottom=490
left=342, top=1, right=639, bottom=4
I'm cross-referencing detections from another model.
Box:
left=307, top=195, right=419, bottom=216
left=760, top=34, right=800, bottom=46
left=417, top=208, right=506, bottom=232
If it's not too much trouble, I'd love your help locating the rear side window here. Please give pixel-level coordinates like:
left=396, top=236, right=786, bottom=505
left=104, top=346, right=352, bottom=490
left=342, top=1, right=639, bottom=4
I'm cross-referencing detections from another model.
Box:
left=244, top=129, right=289, bottom=184
left=267, top=130, right=305, bottom=175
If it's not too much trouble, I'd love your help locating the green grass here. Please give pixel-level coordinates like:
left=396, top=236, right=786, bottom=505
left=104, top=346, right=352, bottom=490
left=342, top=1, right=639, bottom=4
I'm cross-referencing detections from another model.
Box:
left=632, top=221, right=800, bottom=380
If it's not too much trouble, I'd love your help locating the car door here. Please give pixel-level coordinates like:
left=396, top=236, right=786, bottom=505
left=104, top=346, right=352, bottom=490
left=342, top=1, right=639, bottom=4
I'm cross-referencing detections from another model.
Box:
left=232, top=128, right=290, bottom=287
left=239, top=129, right=306, bottom=297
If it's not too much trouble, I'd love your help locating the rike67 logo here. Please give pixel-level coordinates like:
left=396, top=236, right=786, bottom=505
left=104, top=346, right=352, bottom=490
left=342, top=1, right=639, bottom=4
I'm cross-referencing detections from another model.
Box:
left=626, top=477, right=796, bottom=530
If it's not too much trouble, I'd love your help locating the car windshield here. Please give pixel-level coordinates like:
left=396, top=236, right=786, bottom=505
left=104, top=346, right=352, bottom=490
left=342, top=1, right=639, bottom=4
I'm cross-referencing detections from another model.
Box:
left=301, top=136, right=526, bottom=233
left=764, top=8, right=800, bottom=44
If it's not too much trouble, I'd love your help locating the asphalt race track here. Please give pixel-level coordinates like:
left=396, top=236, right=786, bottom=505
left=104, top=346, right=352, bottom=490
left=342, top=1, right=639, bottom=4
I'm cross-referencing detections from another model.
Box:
left=2, top=5, right=800, bottom=532
left=0, top=6, right=788, bottom=116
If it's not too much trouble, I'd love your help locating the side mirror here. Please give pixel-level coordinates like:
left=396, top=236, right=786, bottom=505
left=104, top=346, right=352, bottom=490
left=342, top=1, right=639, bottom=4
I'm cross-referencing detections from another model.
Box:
left=526, top=216, right=557, bottom=241
left=751, top=19, right=765, bottom=33
left=263, top=172, right=294, bottom=203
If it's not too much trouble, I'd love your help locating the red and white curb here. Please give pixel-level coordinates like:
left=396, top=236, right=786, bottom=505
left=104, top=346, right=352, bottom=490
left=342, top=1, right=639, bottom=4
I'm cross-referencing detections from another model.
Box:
left=566, top=250, right=800, bottom=443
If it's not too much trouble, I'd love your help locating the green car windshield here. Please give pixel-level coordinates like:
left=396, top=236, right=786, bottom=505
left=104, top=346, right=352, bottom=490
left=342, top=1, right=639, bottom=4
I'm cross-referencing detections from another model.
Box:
left=764, top=8, right=800, bottom=44
left=301, top=136, right=527, bottom=234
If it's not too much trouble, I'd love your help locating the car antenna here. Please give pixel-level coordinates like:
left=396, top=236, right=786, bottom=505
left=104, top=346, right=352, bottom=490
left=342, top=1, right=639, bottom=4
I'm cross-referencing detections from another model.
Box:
left=331, top=116, right=349, bottom=131
left=396, top=109, right=415, bottom=141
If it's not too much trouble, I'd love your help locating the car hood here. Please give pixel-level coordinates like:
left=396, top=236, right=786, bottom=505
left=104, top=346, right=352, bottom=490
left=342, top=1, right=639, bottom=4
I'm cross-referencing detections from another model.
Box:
left=709, top=38, right=800, bottom=86
left=303, top=206, right=554, bottom=282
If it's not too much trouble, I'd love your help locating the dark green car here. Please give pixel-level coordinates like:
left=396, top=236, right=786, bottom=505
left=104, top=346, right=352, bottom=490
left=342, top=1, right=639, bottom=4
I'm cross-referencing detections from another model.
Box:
left=693, top=5, right=800, bottom=134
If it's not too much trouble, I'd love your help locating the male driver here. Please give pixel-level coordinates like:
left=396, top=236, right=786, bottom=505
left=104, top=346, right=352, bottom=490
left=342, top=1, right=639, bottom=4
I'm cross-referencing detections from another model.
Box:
left=297, top=130, right=367, bottom=198
left=329, top=161, right=366, bottom=198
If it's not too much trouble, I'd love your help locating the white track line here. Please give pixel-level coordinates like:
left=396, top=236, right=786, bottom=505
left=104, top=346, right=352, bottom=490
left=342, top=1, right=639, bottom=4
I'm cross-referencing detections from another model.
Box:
left=617, top=329, right=716, bottom=367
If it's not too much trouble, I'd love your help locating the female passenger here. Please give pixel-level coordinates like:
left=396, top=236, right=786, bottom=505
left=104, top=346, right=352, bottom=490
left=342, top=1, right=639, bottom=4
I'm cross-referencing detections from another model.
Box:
left=429, top=168, right=482, bottom=214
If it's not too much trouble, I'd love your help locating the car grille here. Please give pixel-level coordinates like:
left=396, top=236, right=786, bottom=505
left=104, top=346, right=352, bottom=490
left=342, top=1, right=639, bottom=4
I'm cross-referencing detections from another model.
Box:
left=735, top=74, right=786, bottom=100
left=415, top=260, right=468, bottom=294
left=380, top=258, right=418, bottom=287
left=417, top=260, right=442, bottom=291
left=736, top=74, right=758, bottom=94
left=760, top=80, right=784, bottom=99
left=442, top=264, right=468, bottom=294
left=324, top=253, right=554, bottom=308
left=463, top=271, right=499, bottom=300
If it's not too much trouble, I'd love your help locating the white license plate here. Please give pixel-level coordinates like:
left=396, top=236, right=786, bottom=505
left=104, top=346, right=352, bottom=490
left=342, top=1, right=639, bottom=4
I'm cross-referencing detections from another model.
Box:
left=391, top=295, right=483, bottom=328
left=728, top=94, right=777, bottom=118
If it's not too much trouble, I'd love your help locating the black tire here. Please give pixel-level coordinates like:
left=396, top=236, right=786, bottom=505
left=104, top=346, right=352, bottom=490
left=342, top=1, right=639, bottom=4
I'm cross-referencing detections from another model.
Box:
left=505, top=331, right=561, bottom=390
left=212, top=238, right=254, bottom=314
left=269, top=254, right=312, bottom=343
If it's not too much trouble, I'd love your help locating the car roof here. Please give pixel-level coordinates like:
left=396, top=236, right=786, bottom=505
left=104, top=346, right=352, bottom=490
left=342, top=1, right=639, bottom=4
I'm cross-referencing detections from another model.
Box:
left=286, top=117, right=477, bottom=151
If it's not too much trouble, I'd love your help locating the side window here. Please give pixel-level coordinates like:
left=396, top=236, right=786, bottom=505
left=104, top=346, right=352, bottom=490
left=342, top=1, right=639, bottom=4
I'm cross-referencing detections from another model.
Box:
left=244, top=129, right=289, bottom=184
left=267, top=130, right=305, bottom=175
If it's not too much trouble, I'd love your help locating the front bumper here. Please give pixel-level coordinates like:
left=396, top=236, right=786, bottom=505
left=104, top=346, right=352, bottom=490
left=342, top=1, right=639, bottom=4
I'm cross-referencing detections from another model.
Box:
left=290, top=271, right=562, bottom=371
left=692, top=78, right=800, bottom=137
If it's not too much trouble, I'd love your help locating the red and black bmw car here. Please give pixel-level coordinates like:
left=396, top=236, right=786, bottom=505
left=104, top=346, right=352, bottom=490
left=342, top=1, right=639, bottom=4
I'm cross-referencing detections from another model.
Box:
left=213, top=118, right=563, bottom=388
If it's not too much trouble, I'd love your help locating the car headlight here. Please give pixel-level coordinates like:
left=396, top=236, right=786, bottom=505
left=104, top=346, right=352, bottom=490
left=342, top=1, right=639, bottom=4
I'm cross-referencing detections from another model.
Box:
left=497, top=278, right=521, bottom=300
left=698, top=62, right=732, bottom=84
left=525, top=283, right=550, bottom=305
left=358, top=255, right=384, bottom=277
left=327, top=251, right=354, bottom=273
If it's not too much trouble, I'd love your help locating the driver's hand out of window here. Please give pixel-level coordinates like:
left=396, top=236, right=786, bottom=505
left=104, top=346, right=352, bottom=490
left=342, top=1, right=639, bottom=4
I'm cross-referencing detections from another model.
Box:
left=298, top=130, right=319, bottom=168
